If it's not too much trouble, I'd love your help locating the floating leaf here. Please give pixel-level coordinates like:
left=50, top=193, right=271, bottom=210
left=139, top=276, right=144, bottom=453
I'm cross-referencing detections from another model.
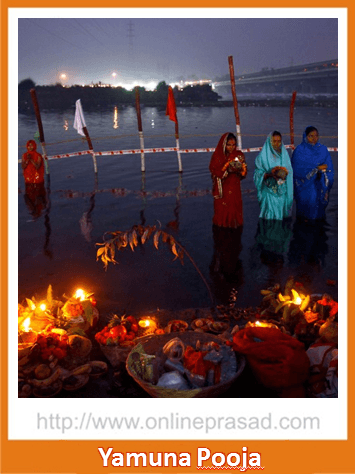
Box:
left=153, top=231, right=161, bottom=249
left=97, top=247, right=105, bottom=258
left=129, top=234, right=135, bottom=251
left=162, top=232, right=170, bottom=243
left=132, top=230, right=138, bottom=247
left=141, top=228, right=149, bottom=244
left=171, top=243, right=179, bottom=260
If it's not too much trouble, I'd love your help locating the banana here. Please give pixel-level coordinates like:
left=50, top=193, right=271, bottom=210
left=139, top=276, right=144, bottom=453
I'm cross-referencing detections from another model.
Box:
left=277, top=293, right=285, bottom=302
left=291, top=289, right=300, bottom=301
left=18, top=355, right=31, bottom=366
left=263, top=294, right=274, bottom=302
left=70, top=364, right=92, bottom=376
left=300, top=294, right=310, bottom=312
left=275, top=301, right=291, bottom=313
left=291, top=307, right=300, bottom=317
left=282, top=304, right=292, bottom=323
left=30, top=367, right=61, bottom=388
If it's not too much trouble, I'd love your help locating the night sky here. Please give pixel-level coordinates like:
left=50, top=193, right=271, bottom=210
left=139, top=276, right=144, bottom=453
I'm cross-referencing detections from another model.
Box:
left=17, top=16, right=338, bottom=88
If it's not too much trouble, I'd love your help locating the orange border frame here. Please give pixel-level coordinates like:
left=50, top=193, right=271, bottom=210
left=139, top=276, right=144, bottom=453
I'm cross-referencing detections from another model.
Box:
left=1, top=3, right=354, bottom=474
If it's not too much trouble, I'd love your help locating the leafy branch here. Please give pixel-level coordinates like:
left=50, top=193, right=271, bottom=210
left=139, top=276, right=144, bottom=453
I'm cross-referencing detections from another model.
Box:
left=96, top=224, right=214, bottom=306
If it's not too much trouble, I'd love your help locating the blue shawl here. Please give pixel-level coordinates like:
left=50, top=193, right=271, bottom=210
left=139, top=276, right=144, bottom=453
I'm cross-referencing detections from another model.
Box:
left=254, top=133, right=293, bottom=220
left=291, top=127, right=334, bottom=220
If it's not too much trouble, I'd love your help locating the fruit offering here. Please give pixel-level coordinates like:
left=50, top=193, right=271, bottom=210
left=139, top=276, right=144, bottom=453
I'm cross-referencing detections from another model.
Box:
left=36, top=325, right=68, bottom=361
left=95, top=315, right=139, bottom=346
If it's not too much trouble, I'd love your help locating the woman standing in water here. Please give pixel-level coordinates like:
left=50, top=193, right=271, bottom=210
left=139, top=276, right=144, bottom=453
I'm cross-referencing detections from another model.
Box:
left=291, top=126, right=334, bottom=221
left=22, top=140, right=45, bottom=184
left=209, top=132, right=247, bottom=228
left=254, top=131, right=293, bottom=220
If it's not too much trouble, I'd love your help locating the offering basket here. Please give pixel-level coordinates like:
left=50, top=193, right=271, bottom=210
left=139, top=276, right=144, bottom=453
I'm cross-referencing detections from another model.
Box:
left=126, top=331, right=245, bottom=398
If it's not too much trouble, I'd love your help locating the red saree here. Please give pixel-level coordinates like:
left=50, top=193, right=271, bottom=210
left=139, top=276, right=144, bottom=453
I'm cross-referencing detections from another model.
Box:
left=209, top=133, right=247, bottom=228
left=22, top=140, right=44, bottom=184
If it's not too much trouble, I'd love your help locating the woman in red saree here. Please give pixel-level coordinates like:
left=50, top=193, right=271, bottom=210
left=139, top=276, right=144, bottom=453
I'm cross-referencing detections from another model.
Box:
left=209, top=132, right=247, bottom=228
left=22, top=140, right=44, bottom=184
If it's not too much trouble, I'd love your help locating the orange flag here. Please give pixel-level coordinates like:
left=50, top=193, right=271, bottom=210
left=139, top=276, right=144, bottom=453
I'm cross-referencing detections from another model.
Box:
left=166, top=86, right=177, bottom=123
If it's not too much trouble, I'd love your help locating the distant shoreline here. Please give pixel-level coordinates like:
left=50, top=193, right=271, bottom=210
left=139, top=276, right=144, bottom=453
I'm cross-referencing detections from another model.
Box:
left=19, top=97, right=338, bottom=114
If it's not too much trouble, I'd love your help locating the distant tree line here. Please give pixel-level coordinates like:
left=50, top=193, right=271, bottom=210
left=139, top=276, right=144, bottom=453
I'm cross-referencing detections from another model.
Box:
left=18, top=79, right=221, bottom=113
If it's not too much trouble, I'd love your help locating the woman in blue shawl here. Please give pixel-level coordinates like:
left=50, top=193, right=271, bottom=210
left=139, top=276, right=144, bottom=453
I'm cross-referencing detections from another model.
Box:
left=254, top=131, right=293, bottom=220
left=291, top=126, right=334, bottom=220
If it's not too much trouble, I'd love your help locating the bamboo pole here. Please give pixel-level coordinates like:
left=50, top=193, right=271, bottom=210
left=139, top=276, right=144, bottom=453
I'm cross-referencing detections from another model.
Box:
left=175, top=121, right=183, bottom=173
left=135, top=87, right=146, bottom=172
left=83, top=127, right=98, bottom=175
left=30, top=88, right=49, bottom=175
left=140, top=171, right=146, bottom=225
left=228, top=56, right=243, bottom=150
left=290, top=91, right=297, bottom=148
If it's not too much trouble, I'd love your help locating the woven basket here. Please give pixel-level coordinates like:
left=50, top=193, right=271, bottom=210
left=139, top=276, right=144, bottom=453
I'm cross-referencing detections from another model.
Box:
left=126, top=331, right=245, bottom=398
left=100, top=344, right=134, bottom=368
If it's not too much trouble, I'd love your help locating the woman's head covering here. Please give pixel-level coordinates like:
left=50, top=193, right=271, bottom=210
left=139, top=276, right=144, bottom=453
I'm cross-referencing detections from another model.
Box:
left=26, top=140, right=37, bottom=151
left=260, top=132, right=291, bottom=165
left=214, top=132, right=237, bottom=156
left=304, top=126, right=319, bottom=140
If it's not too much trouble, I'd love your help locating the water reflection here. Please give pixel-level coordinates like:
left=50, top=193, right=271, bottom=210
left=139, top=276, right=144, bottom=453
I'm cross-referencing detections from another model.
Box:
left=140, top=172, right=146, bottom=225
left=210, top=225, right=244, bottom=284
left=288, top=218, right=329, bottom=272
left=79, top=178, right=98, bottom=242
left=166, top=175, right=183, bottom=232
left=63, top=119, right=69, bottom=130
left=113, top=106, right=119, bottom=129
left=23, top=183, right=48, bottom=220
left=23, top=179, right=52, bottom=258
left=251, top=218, right=292, bottom=281
left=43, top=178, right=52, bottom=259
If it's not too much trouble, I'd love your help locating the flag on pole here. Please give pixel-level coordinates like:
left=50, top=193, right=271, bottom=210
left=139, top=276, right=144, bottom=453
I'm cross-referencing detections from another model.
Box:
left=73, top=99, right=87, bottom=136
left=166, top=86, right=177, bottom=123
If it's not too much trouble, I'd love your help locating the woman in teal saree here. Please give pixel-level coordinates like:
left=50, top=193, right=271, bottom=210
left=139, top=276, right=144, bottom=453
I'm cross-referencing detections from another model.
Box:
left=254, top=131, right=293, bottom=220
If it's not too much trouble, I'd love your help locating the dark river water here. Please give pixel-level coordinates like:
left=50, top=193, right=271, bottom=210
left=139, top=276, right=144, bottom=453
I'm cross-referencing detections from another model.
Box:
left=18, top=104, right=338, bottom=317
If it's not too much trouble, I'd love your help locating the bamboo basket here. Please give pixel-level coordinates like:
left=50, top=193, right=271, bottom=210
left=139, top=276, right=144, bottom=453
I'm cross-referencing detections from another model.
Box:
left=100, top=344, right=135, bottom=368
left=126, top=332, right=245, bottom=398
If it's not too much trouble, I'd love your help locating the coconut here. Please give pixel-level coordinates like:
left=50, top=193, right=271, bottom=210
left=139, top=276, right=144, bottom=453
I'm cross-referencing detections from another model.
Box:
left=68, top=335, right=92, bottom=357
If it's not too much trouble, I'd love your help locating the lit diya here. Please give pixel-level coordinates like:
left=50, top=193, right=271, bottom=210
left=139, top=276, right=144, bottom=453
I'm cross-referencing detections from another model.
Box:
left=138, top=316, right=158, bottom=336
left=18, top=317, right=37, bottom=345
left=246, top=320, right=279, bottom=329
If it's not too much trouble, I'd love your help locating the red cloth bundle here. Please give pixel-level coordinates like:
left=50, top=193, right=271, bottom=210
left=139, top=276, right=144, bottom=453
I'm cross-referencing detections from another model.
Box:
left=183, top=346, right=221, bottom=384
left=232, top=327, right=310, bottom=397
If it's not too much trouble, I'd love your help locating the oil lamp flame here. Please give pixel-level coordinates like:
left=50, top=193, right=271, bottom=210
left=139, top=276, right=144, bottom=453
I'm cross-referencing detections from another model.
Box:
left=139, top=319, right=150, bottom=328
left=22, top=317, right=31, bottom=332
left=39, top=303, right=46, bottom=311
left=75, top=289, right=86, bottom=301
left=294, top=296, right=302, bottom=305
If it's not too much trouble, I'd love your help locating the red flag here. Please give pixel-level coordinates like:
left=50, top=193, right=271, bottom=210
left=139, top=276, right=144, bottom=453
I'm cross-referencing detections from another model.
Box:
left=166, top=86, right=177, bottom=123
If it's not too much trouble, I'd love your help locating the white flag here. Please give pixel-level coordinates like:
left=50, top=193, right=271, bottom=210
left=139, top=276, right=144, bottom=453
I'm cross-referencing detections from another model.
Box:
left=73, top=99, right=86, bottom=136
